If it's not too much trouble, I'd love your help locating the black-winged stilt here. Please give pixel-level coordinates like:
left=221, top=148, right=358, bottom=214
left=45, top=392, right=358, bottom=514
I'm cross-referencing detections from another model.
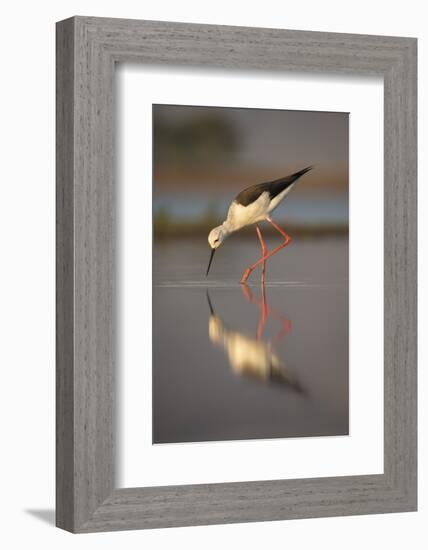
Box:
left=206, top=166, right=313, bottom=283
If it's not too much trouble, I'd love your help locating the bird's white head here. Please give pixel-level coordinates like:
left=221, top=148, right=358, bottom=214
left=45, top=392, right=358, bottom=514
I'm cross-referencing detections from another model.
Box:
left=206, top=224, right=230, bottom=277
left=208, top=225, right=227, bottom=250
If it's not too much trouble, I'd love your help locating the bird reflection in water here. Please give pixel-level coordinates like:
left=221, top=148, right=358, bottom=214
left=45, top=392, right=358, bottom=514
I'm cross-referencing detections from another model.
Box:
left=207, top=285, right=304, bottom=393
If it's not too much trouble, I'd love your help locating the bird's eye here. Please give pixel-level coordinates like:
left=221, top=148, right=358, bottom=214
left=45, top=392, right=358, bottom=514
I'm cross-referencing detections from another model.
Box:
left=214, top=239, right=219, bottom=244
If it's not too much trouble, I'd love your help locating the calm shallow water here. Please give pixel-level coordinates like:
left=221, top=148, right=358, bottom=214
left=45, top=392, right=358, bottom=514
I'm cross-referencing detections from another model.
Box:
left=153, top=236, right=348, bottom=444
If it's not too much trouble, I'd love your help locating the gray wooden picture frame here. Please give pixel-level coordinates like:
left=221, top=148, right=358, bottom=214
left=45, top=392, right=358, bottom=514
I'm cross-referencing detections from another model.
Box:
left=56, top=16, right=417, bottom=533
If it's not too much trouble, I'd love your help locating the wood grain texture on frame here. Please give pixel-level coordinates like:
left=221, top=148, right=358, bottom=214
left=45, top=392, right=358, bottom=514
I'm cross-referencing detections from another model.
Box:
left=56, top=16, right=417, bottom=533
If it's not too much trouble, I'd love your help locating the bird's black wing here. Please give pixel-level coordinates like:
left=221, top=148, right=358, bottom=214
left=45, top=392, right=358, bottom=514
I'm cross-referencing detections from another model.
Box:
left=234, top=166, right=312, bottom=207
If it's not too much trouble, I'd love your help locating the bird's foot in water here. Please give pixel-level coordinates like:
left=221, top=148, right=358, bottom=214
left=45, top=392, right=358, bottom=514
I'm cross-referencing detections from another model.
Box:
left=240, top=268, right=252, bottom=284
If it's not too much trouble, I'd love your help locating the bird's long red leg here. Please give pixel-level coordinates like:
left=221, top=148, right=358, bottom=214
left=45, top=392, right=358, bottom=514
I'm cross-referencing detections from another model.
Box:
left=241, top=224, right=268, bottom=284
left=240, top=218, right=292, bottom=284
left=256, top=224, right=268, bottom=285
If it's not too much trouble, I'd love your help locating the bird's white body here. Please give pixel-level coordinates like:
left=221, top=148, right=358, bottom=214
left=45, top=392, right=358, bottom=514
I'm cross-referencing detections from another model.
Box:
left=224, top=184, right=296, bottom=232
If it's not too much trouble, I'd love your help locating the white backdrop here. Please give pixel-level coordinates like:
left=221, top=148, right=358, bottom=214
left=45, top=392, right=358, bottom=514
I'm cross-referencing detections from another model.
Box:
left=118, top=67, right=384, bottom=488
left=0, top=1, right=425, bottom=549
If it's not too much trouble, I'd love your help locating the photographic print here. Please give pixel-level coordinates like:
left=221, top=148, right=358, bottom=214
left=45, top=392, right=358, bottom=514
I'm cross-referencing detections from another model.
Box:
left=153, top=104, right=349, bottom=444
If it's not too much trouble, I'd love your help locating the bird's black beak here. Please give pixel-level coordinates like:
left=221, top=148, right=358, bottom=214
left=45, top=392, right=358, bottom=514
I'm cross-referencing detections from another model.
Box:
left=206, top=248, right=216, bottom=277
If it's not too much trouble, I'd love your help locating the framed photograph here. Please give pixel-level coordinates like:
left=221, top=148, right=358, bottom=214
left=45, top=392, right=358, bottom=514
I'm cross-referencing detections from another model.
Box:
left=56, top=16, right=417, bottom=532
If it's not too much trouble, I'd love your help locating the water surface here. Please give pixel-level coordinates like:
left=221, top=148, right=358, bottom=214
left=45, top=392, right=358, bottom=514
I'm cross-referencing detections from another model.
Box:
left=153, top=237, right=348, bottom=444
